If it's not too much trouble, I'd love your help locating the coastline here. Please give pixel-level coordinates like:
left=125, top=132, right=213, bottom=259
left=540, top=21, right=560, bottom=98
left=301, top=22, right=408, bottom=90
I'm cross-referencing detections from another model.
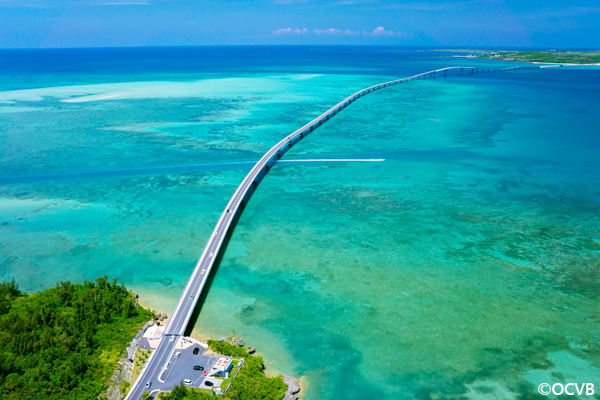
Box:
left=134, top=292, right=306, bottom=395
left=450, top=54, right=600, bottom=66
left=135, top=294, right=217, bottom=345
left=439, top=48, right=600, bottom=65
left=531, top=61, right=600, bottom=66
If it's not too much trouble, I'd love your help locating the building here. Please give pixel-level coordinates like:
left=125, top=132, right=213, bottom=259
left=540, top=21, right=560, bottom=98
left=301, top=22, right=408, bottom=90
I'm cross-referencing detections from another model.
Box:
left=209, top=357, right=233, bottom=378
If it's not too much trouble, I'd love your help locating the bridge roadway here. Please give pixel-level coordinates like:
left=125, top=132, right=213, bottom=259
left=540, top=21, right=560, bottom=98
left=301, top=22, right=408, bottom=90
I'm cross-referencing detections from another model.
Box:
left=125, top=64, right=538, bottom=399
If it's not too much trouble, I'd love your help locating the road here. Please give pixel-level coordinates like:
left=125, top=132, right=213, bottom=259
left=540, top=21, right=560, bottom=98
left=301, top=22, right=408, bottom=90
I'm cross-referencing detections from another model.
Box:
left=125, top=64, right=538, bottom=399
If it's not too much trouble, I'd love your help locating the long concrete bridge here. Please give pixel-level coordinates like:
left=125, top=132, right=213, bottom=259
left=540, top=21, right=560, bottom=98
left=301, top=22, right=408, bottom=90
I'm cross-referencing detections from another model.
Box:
left=125, top=64, right=539, bottom=399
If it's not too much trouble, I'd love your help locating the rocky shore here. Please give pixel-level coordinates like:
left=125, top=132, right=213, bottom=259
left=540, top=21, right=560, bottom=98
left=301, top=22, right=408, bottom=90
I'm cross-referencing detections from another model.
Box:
left=283, top=376, right=302, bottom=400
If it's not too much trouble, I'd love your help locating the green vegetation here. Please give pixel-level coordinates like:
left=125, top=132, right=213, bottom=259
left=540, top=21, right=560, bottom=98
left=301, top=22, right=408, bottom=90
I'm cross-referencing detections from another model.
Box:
left=0, top=277, right=152, bottom=400
left=159, top=340, right=288, bottom=400
left=479, top=50, right=600, bottom=64
left=158, top=384, right=214, bottom=399
left=121, top=380, right=131, bottom=398
left=132, top=348, right=153, bottom=383
left=208, top=340, right=287, bottom=400
left=437, top=49, right=600, bottom=64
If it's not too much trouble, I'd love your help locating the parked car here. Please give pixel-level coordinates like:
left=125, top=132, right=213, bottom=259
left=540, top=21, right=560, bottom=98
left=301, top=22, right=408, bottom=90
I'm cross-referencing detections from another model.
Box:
left=183, top=378, right=192, bottom=385
left=193, top=365, right=204, bottom=371
left=204, top=381, right=214, bottom=387
left=192, top=347, right=200, bottom=355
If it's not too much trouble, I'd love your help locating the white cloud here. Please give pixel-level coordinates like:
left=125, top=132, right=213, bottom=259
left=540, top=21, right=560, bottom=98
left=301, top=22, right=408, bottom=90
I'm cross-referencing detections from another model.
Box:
left=272, top=27, right=309, bottom=35
left=313, top=27, right=359, bottom=35
left=364, top=26, right=407, bottom=37
left=371, top=26, right=392, bottom=36
left=273, top=25, right=408, bottom=39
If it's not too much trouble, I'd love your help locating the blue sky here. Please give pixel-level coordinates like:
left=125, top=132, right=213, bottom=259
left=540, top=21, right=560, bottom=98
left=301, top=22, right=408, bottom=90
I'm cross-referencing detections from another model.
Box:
left=0, top=0, right=599, bottom=48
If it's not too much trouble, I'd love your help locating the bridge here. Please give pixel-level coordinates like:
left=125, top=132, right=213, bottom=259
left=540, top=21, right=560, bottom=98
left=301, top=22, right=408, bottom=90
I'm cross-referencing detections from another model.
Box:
left=125, top=64, right=538, bottom=399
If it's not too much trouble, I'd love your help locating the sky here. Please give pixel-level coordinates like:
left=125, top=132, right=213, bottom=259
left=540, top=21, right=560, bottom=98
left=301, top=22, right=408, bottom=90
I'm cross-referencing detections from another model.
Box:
left=0, top=0, right=599, bottom=49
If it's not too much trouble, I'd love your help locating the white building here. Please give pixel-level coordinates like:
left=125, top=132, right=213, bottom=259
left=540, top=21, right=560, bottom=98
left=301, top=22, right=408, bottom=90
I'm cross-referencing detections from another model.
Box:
left=209, top=357, right=233, bottom=378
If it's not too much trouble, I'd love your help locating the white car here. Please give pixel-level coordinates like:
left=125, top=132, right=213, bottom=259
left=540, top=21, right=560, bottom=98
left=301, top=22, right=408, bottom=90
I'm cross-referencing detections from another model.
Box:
left=174, top=351, right=181, bottom=359
left=183, top=378, right=192, bottom=385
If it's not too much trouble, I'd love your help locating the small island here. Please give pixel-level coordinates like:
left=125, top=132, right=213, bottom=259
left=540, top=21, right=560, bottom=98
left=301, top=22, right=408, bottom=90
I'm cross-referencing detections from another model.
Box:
left=437, top=49, right=600, bottom=64
left=0, top=278, right=300, bottom=400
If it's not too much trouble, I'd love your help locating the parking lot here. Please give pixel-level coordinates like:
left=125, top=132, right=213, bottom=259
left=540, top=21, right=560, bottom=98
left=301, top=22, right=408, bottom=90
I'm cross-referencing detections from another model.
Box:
left=149, top=337, right=224, bottom=392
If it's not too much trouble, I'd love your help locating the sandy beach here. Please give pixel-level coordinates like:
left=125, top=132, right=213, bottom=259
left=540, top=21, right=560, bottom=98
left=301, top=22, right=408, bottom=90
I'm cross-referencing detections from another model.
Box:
left=135, top=292, right=299, bottom=382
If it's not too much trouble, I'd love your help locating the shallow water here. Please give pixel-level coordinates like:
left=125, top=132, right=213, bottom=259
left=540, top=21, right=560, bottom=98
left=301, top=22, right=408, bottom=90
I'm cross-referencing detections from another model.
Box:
left=1, top=47, right=599, bottom=399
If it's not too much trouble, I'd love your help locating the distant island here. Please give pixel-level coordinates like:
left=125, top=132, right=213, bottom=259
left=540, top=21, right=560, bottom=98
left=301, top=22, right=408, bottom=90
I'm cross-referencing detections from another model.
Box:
left=437, top=49, right=600, bottom=64
left=0, top=278, right=297, bottom=400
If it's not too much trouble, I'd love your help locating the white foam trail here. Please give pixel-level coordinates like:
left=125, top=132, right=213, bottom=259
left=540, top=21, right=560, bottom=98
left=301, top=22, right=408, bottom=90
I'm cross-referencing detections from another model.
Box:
left=281, top=158, right=385, bottom=162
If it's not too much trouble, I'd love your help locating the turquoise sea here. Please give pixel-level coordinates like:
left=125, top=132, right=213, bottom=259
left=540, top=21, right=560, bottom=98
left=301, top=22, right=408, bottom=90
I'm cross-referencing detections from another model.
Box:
left=1, top=47, right=599, bottom=399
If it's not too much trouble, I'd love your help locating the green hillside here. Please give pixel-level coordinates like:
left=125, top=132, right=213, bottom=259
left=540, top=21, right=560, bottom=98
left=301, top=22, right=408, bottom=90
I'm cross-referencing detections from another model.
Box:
left=0, top=277, right=152, bottom=400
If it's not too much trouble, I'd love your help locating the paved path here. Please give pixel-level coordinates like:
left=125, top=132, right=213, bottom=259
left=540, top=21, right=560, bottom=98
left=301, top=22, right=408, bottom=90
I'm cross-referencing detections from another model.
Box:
left=125, top=64, right=538, bottom=399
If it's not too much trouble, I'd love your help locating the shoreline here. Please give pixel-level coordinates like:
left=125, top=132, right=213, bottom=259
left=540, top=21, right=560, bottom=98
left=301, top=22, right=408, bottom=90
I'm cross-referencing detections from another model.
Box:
left=135, top=294, right=220, bottom=346
left=450, top=54, right=600, bottom=66
left=134, top=292, right=306, bottom=394
left=531, top=61, right=600, bottom=66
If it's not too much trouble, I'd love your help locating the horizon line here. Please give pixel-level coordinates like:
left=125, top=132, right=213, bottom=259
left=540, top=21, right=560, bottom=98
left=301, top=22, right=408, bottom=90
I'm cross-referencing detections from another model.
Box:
left=1, top=44, right=599, bottom=51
